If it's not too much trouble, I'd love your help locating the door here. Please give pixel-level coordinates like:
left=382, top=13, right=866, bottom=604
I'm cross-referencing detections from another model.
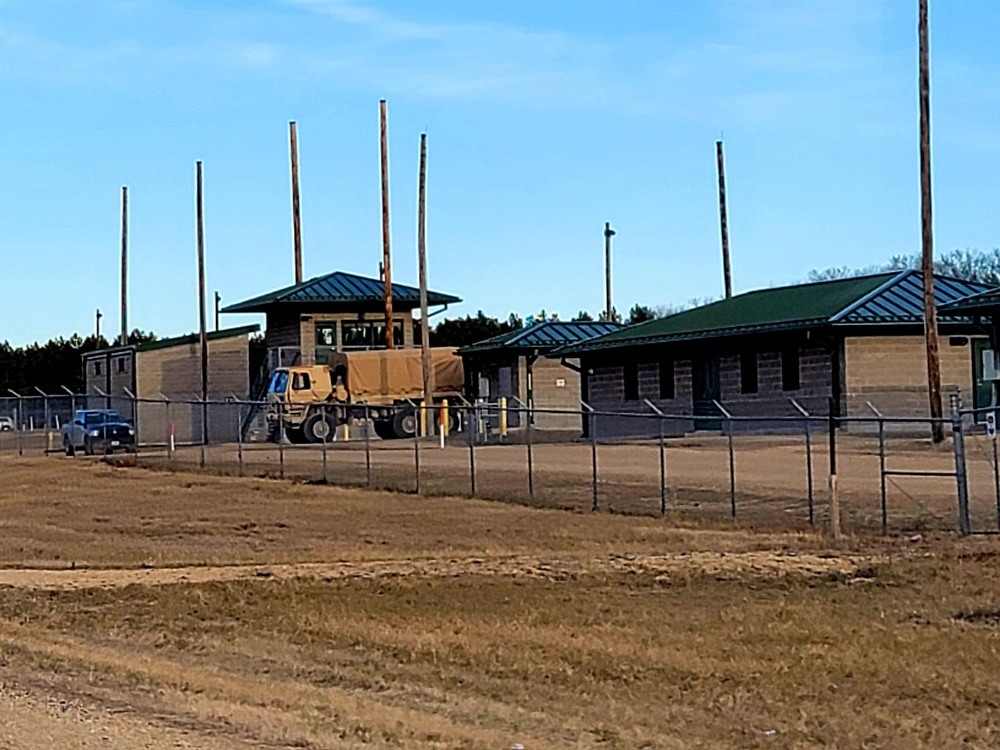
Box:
left=692, top=354, right=722, bottom=431
left=972, top=338, right=994, bottom=422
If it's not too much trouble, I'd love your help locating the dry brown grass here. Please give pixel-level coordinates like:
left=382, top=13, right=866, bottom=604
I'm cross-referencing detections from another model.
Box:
left=1, top=457, right=999, bottom=749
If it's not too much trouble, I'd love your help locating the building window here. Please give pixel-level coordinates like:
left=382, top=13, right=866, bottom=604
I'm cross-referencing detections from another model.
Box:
left=659, top=358, right=674, bottom=399
left=94, top=360, right=102, bottom=376
left=782, top=348, right=800, bottom=391
left=316, top=325, right=336, bottom=347
left=117, top=357, right=128, bottom=374
left=342, top=319, right=405, bottom=350
left=740, top=351, right=758, bottom=394
left=623, top=361, right=639, bottom=401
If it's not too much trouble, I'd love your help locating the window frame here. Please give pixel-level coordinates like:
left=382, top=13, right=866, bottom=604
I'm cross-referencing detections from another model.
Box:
left=740, top=351, right=758, bottom=395
left=781, top=348, right=800, bottom=391
left=658, top=357, right=675, bottom=400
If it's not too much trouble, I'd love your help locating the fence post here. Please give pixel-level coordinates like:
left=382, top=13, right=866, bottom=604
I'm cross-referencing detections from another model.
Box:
left=278, top=400, right=286, bottom=480
left=828, top=396, right=842, bottom=539
left=865, top=401, right=887, bottom=535
left=645, top=399, right=667, bottom=515
left=992, top=413, right=1000, bottom=532
left=165, top=397, right=175, bottom=461
left=468, top=405, right=477, bottom=496
left=525, top=400, right=534, bottom=500
left=364, top=405, right=372, bottom=489
left=951, top=393, right=971, bottom=536
left=581, top=401, right=598, bottom=512
left=714, top=400, right=736, bottom=518
left=199, top=398, right=206, bottom=470
left=236, top=403, right=244, bottom=477
left=791, top=399, right=814, bottom=525
left=322, top=413, right=329, bottom=484
left=413, top=404, right=421, bottom=494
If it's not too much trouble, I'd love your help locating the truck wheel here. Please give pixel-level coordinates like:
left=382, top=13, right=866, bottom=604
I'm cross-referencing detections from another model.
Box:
left=285, top=428, right=306, bottom=445
left=64, top=438, right=75, bottom=457
left=303, top=413, right=336, bottom=444
left=372, top=420, right=396, bottom=440
left=392, top=410, right=417, bottom=439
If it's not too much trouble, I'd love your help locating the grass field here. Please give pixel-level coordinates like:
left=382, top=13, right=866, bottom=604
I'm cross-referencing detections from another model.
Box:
left=1, top=457, right=1000, bottom=749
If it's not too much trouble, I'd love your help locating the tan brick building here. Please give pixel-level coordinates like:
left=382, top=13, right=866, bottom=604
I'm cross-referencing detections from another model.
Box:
left=556, top=271, right=995, bottom=437
left=82, top=325, right=259, bottom=444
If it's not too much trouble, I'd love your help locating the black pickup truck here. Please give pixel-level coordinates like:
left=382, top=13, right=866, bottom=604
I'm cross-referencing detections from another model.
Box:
left=61, top=410, right=136, bottom=456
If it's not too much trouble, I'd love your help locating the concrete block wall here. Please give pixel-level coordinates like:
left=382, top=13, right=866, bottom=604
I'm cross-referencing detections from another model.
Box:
left=531, top=357, right=584, bottom=431
left=719, top=345, right=834, bottom=418
left=844, top=335, right=979, bottom=417
left=586, top=358, right=695, bottom=438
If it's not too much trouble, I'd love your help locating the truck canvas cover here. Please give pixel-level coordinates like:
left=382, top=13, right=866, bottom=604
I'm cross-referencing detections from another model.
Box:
left=331, top=348, right=464, bottom=402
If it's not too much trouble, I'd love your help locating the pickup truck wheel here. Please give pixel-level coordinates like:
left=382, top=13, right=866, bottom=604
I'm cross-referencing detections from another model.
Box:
left=392, top=410, right=417, bottom=440
left=64, top=438, right=75, bottom=457
left=303, top=413, right=336, bottom=444
left=83, top=439, right=95, bottom=456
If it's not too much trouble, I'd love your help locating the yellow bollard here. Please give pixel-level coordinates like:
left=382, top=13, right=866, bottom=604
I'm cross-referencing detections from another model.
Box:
left=442, top=399, right=449, bottom=439
left=420, top=400, right=427, bottom=437
left=500, top=397, right=507, bottom=439
left=343, top=419, right=350, bottom=443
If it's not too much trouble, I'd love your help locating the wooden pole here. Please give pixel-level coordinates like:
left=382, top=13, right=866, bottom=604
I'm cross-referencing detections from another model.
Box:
left=716, top=141, right=732, bottom=299
left=418, top=133, right=433, bottom=430
left=380, top=99, right=394, bottom=349
left=95, top=309, right=102, bottom=340
left=919, top=0, right=944, bottom=443
left=290, top=121, right=304, bottom=285
left=120, top=185, right=128, bottom=344
left=604, top=222, right=616, bottom=321
left=196, top=161, right=209, bottom=443
left=214, top=291, right=221, bottom=332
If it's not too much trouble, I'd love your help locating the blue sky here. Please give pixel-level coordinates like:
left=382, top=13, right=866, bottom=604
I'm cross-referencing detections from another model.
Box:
left=1, top=0, right=998, bottom=345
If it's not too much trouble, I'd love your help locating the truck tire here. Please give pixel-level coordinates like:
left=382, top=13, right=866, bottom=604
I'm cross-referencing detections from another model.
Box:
left=303, top=412, right=336, bottom=444
left=372, top=420, right=396, bottom=440
left=64, top=437, right=75, bottom=457
left=392, top=409, right=417, bottom=439
left=285, top=427, right=307, bottom=444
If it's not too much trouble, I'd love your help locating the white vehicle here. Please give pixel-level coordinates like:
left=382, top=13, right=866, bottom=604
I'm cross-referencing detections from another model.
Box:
left=0, top=416, right=14, bottom=432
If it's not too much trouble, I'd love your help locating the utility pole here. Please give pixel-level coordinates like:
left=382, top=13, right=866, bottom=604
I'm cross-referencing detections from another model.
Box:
left=919, top=0, right=944, bottom=443
left=214, top=291, right=221, bottom=332
left=418, top=133, right=433, bottom=423
left=95, top=309, right=102, bottom=341
left=379, top=99, right=394, bottom=349
left=120, top=185, right=128, bottom=344
left=716, top=141, right=733, bottom=299
left=289, top=121, right=304, bottom=285
left=604, top=222, right=616, bottom=322
left=196, top=161, right=209, bottom=444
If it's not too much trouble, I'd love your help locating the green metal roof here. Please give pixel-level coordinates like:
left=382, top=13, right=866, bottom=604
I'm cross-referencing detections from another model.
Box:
left=939, top=287, right=1000, bottom=314
left=223, top=270, right=461, bottom=313
left=83, top=325, right=260, bottom=357
left=555, top=270, right=993, bottom=355
left=457, top=320, right=623, bottom=356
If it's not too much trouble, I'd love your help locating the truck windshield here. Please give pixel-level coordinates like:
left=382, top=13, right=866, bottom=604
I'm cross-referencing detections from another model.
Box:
left=83, top=411, right=126, bottom=426
left=269, top=371, right=289, bottom=394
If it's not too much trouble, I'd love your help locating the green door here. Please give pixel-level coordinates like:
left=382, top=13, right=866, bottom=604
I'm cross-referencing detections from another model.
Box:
left=972, top=338, right=994, bottom=421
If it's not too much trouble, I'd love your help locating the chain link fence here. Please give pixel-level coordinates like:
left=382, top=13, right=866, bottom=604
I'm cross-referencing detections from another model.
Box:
left=3, top=391, right=995, bottom=535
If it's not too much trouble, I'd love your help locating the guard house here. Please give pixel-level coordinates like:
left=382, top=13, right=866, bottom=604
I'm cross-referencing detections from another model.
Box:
left=222, top=270, right=461, bottom=368
left=458, top=320, right=622, bottom=432
left=553, top=271, right=995, bottom=437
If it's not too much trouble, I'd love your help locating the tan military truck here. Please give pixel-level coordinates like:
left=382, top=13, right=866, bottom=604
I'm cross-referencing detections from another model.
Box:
left=266, top=348, right=465, bottom=442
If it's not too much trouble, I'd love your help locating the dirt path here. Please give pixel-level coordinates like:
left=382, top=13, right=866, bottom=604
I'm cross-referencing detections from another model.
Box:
left=0, top=681, right=258, bottom=750
left=0, top=550, right=884, bottom=591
